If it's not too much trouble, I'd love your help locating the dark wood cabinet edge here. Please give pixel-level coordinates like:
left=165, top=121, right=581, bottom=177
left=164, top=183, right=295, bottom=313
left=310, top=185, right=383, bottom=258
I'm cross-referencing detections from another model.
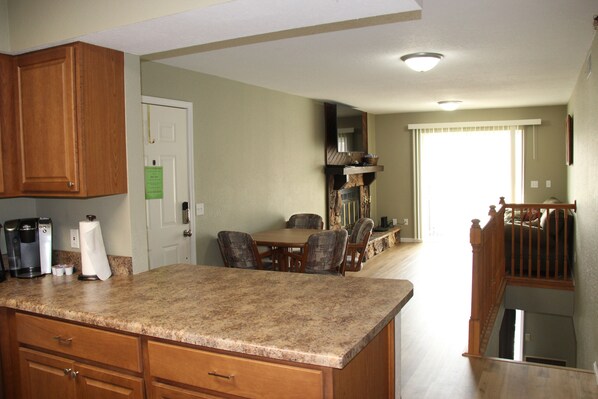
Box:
left=0, top=308, right=20, bottom=399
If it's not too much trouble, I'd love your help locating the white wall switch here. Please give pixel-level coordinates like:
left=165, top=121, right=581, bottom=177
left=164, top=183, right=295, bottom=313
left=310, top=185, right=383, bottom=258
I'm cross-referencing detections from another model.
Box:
left=530, top=180, right=539, bottom=188
left=392, top=218, right=398, bottom=226
left=546, top=180, right=552, bottom=188
left=196, top=203, right=205, bottom=216
left=70, top=229, right=80, bottom=248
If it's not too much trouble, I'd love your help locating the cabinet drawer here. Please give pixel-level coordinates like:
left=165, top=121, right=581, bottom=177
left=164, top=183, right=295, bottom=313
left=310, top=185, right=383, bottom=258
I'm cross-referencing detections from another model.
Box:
left=16, top=313, right=141, bottom=372
left=148, top=340, right=324, bottom=399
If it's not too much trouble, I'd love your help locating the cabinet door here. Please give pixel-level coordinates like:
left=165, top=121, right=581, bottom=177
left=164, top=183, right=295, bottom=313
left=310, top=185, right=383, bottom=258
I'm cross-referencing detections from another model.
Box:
left=19, top=347, right=76, bottom=399
left=152, top=381, right=227, bottom=399
left=75, top=363, right=144, bottom=399
left=15, top=45, right=79, bottom=193
left=0, top=53, right=13, bottom=196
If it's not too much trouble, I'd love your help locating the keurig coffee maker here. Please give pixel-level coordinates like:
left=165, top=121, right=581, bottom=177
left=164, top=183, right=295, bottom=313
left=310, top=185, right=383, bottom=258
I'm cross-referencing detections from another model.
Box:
left=4, top=218, right=52, bottom=278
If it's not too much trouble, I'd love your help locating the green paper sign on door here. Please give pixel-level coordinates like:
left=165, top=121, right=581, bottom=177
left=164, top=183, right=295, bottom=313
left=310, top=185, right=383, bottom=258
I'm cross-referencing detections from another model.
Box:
left=145, top=166, right=163, bottom=199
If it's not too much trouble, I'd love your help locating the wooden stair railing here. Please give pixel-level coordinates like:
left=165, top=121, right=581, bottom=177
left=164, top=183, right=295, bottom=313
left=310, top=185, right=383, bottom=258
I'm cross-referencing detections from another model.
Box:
left=502, top=198, right=576, bottom=290
left=468, top=204, right=507, bottom=356
left=467, top=197, right=576, bottom=356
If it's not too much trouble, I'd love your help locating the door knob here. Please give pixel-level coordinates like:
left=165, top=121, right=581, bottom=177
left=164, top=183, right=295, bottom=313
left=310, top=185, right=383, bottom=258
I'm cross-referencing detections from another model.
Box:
left=183, top=230, right=192, bottom=237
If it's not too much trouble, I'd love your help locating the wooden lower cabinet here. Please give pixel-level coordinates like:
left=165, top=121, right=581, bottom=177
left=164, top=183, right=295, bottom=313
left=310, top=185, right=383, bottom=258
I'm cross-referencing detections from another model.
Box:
left=148, top=340, right=328, bottom=399
left=5, top=311, right=396, bottom=399
left=147, top=320, right=395, bottom=399
left=19, top=348, right=144, bottom=399
left=151, top=381, right=227, bottom=399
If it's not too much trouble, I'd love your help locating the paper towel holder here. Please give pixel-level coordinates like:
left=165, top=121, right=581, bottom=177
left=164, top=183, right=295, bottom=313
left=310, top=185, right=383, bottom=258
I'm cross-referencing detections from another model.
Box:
left=78, top=215, right=101, bottom=281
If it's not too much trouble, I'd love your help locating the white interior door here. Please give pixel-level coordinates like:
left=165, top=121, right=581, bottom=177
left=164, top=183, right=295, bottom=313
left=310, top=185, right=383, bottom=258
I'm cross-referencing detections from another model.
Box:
left=142, top=101, right=195, bottom=269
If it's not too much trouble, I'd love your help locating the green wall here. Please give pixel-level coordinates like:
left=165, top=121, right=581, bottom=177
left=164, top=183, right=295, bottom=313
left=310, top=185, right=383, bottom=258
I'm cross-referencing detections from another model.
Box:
left=141, top=61, right=326, bottom=266
left=373, top=105, right=568, bottom=239
left=568, top=34, right=598, bottom=371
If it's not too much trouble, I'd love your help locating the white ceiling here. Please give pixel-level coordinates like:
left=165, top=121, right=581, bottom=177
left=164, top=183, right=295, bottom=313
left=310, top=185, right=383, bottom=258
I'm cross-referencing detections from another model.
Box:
left=78, top=0, right=597, bottom=114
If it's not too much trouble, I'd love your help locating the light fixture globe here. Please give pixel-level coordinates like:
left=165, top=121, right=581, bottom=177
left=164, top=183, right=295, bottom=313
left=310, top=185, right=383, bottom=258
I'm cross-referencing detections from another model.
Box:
left=437, top=101, right=462, bottom=111
left=400, top=52, right=444, bottom=72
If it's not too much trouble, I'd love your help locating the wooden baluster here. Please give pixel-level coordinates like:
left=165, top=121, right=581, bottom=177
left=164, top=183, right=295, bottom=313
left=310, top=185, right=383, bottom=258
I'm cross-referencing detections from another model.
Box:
left=563, top=210, right=569, bottom=280
left=536, top=207, right=541, bottom=279
left=554, top=209, right=560, bottom=279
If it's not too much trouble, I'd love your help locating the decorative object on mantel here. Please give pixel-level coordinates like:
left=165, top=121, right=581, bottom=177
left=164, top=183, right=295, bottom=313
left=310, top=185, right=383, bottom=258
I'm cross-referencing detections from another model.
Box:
left=363, top=154, right=379, bottom=165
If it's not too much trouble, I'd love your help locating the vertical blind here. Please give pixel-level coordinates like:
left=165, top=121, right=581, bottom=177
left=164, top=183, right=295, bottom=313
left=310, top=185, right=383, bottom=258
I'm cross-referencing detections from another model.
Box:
left=409, top=119, right=541, bottom=241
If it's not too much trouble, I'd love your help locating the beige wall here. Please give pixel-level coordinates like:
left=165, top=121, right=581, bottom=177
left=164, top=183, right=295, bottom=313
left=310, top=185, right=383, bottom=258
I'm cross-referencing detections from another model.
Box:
left=568, top=35, right=598, bottom=371
left=0, top=0, right=9, bottom=52
left=5, top=0, right=226, bottom=52
left=374, top=105, right=568, bottom=239
left=141, top=61, right=326, bottom=266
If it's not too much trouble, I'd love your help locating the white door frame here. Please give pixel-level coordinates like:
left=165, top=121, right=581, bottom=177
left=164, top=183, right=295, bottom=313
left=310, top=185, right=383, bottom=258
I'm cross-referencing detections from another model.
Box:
left=141, top=96, right=196, bottom=264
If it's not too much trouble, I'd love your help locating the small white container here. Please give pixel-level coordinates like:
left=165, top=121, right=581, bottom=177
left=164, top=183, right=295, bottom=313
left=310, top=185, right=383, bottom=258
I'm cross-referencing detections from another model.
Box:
left=64, top=265, right=74, bottom=275
left=52, top=265, right=64, bottom=276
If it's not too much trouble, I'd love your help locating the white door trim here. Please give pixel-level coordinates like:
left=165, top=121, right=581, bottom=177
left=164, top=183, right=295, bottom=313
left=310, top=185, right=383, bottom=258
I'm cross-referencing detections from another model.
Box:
left=141, top=96, right=196, bottom=264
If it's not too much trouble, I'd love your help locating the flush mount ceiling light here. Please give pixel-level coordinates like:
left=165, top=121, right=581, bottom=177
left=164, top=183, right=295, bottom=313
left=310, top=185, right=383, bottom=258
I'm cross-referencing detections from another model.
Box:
left=400, top=52, right=444, bottom=72
left=437, top=101, right=462, bottom=111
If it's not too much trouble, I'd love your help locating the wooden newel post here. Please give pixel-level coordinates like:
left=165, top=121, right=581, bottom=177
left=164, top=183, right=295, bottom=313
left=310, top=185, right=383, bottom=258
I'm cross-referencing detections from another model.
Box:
left=468, top=219, right=482, bottom=355
left=488, top=205, right=496, bottom=217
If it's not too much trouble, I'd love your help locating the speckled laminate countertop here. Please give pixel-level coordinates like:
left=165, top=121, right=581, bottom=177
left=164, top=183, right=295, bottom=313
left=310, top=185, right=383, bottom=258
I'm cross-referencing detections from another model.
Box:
left=0, top=264, right=413, bottom=368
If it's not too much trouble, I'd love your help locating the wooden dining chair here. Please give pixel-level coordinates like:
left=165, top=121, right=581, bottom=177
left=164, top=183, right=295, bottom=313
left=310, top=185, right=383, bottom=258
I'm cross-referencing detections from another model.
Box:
left=288, top=229, right=348, bottom=275
left=286, top=213, right=324, bottom=230
left=217, top=231, right=271, bottom=270
left=344, top=218, right=374, bottom=274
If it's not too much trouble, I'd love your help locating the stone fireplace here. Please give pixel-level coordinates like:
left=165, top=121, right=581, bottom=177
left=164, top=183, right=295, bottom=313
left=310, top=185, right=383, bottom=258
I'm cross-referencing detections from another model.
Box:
left=326, top=168, right=376, bottom=230
left=339, top=187, right=360, bottom=228
left=324, top=102, right=382, bottom=231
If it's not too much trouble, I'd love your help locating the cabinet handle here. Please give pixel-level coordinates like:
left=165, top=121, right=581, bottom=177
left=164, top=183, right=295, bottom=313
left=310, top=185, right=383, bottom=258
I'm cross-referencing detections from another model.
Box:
left=67, top=181, right=75, bottom=188
left=70, top=370, right=79, bottom=380
left=63, top=368, right=72, bottom=376
left=53, top=335, right=73, bottom=345
left=208, top=371, right=234, bottom=380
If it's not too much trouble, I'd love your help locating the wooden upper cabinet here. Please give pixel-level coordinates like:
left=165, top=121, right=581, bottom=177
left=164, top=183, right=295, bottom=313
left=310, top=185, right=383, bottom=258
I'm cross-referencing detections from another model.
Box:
left=0, top=53, right=18, bottom=197
left=15, top=42, right=127, bottom=197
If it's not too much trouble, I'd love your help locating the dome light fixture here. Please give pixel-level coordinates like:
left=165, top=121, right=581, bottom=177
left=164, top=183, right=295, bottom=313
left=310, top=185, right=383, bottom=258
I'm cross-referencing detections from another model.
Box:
left=400, top=52, right=444, bottom=72
left=437, top=100, right=462, bottom=111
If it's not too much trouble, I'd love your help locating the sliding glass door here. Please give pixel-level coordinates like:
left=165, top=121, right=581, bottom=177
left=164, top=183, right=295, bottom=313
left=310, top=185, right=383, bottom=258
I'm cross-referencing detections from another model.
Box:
left=417, top=127, right=523, bottom=241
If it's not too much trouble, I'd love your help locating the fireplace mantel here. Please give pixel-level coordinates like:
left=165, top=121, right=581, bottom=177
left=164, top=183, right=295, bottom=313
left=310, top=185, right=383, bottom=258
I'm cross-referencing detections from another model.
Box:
left=325, top=165, right=384, bottom=190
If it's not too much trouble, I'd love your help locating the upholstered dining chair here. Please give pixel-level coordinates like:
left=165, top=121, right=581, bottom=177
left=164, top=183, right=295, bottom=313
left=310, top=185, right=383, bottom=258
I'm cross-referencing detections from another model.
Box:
left=344, top=218, right=374, bottom=274
left=217, top=231, right=270, bottom=270
left=286, top=213, right=324, bottom=230
left=288, top=229, right=348, bottom=275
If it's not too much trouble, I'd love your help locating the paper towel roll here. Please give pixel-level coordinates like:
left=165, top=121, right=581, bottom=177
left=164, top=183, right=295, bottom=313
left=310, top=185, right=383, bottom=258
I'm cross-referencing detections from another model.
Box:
left=79, top=218, right=112, bottom=281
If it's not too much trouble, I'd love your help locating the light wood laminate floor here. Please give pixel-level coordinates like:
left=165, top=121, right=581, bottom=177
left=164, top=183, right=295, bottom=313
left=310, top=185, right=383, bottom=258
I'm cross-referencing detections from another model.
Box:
left=352, top=241, right=598, bottom=398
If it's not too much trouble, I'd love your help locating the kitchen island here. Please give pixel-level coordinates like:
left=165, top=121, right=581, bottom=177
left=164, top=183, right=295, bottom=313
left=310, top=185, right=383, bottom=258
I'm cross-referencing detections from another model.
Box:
left=0, top=264, right=413, bottom=398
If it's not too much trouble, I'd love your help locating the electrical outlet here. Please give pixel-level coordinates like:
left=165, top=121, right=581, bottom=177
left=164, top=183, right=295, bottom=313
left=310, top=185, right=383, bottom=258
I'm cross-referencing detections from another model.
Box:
left=593, top=361, right=598, bottom=385
left=392, top=218, right=398, bottom=226
left=403, top=218, right=409, bottom=226
left=70, top=229, right=80, bottom=249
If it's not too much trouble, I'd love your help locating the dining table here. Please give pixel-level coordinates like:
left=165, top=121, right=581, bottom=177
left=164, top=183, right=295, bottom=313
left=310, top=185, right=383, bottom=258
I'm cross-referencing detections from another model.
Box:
left=252, top=228, right=320, bottom=271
